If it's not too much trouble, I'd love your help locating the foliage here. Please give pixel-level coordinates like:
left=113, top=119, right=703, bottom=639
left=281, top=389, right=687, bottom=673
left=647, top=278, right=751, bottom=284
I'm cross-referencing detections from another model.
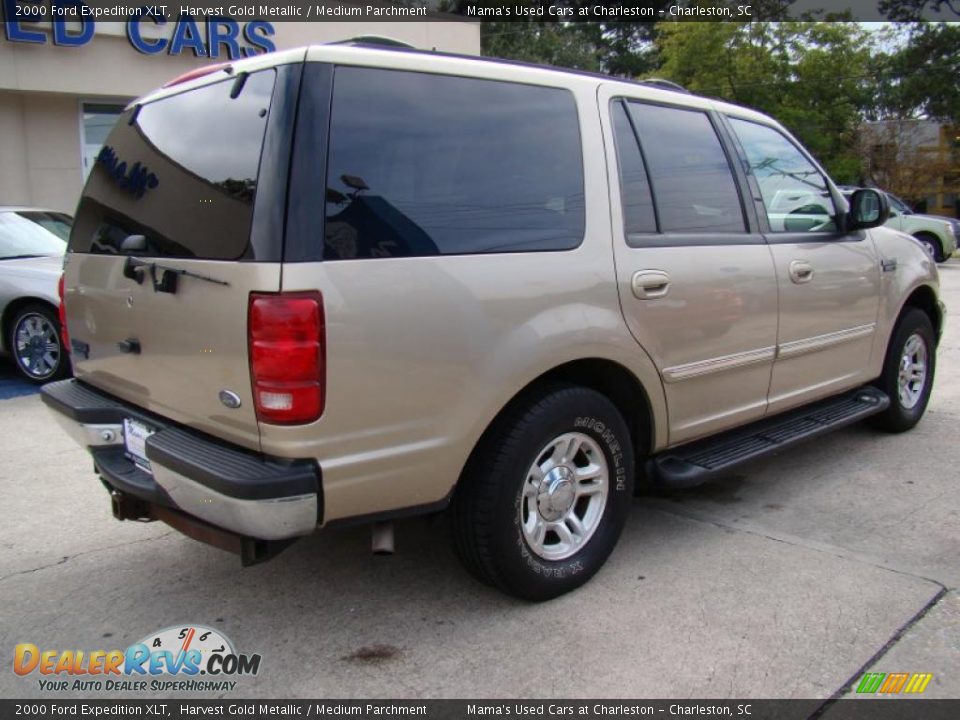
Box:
left=871, top=22, right=960, bottom=124
left=439, top=1, right=664, bottom=76
left=654, top=21, right=876, bottom=182
left=437, top=3, right=956, bottom=188
left=477, top=21, right=601, bottom=72
left=878, top=0, right=960, bottom=20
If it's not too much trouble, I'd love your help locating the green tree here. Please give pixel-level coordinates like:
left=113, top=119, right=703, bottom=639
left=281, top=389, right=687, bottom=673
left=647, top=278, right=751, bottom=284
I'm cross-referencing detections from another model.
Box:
left=478, top=21, right=601, bottom=72
left=872, top=22, right=960, bottom=124
left=439, top=1, right=665, bottom=75
left=879, top=0, right=959, bottom=20
left=654, top=21, right=876, bottom=182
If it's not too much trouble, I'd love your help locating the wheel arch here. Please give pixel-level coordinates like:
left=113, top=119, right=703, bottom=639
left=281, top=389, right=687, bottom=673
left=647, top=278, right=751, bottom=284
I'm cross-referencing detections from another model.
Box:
left=456, top=358, right=656, bottom=491
left=899, top=284, right=944, bottom=346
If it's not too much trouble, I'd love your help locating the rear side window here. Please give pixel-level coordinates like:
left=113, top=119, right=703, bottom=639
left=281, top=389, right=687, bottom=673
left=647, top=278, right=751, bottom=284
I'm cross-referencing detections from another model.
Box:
left=323, top=67, right=584, bottom=259
left=611, top=101, right=657, bottom=235
left=626, top=102, right=746, bottom=234
left=70, top=70, right=276, bottom=259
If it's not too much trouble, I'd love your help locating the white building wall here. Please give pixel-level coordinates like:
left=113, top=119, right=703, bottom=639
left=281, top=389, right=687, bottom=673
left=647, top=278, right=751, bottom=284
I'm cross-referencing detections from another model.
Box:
left=0, top=91, right=30, bottom=206
left=23, top=93, right=86, bottom=212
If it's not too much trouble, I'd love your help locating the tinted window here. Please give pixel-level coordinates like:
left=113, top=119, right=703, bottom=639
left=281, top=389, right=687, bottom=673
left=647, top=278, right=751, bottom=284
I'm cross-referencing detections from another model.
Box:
left=728, top=118, right=837, bottom=233
left=611, top=101, right=656, bottom=235
left=627, top=103, right=745, bottom=233
left=70, top=70, right=276, bottom=259
left=323, top=67, right=584, bottom=259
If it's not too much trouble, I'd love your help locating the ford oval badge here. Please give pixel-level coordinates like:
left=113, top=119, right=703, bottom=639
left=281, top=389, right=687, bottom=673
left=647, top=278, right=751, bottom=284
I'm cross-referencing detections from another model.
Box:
left=219, top=390, right=242, bottom=409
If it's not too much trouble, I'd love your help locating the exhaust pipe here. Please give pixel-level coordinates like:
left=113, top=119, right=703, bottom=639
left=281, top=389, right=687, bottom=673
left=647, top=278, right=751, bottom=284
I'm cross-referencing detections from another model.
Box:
left=371, top=522, right=394, bottom=555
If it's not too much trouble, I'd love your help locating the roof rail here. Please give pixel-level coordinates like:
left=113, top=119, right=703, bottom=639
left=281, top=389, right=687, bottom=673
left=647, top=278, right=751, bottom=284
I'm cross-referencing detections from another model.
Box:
left=316, top=43, right=702, bottom=100
left=637, top=78, right=690, bottom=94
left=328, top=35, right=416, bottom=49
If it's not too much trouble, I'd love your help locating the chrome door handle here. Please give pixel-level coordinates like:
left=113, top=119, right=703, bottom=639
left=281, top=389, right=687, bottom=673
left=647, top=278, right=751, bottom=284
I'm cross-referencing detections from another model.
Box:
left=789, top=260, right=814, bottom=284
left=631, top=270, right=671, bottom=299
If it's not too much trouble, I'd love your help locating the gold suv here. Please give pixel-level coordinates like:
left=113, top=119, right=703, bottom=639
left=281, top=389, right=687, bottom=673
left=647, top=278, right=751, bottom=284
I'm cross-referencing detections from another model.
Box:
left=43, top=43, right=944, bottom=600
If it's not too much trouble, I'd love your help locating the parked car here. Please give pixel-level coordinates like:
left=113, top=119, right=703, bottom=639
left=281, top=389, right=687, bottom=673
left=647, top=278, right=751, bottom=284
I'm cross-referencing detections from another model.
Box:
left=840, top=188, right=958, bottom=262
left=0, top=207, right=71, bottom=383
left=43, top=43, right=943, bottom=600
left=886, top=193, right=960, bottom=261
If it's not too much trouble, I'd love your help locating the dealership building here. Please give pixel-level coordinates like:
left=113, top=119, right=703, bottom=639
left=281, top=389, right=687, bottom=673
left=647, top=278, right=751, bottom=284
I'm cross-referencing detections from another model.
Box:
left=0, top=8, right=481, bottom=214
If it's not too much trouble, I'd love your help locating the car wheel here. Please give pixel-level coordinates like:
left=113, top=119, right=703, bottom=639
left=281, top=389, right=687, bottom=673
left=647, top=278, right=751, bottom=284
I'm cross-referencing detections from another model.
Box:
left=9, top=303, right=68, bottom=384
left=914, top=233, right=943, bottom=263
left=452, top=385, right=634, bottom=601
left=869, top=308, right=935, bottom=433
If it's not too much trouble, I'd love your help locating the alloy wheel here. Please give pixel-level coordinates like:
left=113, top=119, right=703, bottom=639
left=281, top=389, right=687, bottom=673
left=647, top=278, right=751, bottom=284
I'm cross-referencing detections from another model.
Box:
left=897, top=332, right=928, bottom=410
left=520, top=431, right=609, bottom=561
left=14, top=312, right=61, bottom=380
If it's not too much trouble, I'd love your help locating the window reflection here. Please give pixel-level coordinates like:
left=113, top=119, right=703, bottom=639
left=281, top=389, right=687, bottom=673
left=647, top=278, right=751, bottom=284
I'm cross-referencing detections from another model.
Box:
left=324, top=67, right=585, bottom=259
left=729, top=118, right=837, bottom=233
left=71, top=71, right=275, bottom=259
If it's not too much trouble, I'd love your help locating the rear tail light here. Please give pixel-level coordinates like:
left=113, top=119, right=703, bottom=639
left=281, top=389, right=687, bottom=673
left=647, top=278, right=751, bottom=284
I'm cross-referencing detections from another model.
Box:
left=57, top=274, right=70, bottom=353
left=248, top=292, right=325, bottom=425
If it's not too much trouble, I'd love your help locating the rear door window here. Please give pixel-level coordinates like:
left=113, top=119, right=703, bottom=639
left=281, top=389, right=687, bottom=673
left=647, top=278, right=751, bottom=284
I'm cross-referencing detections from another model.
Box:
left=626, top=102, right=746, bottom=234
left=611, top=101, right=657, bottom=236
left=323, top=67, right=584, bottom=259
left=70, top=70, right=276, bottom=259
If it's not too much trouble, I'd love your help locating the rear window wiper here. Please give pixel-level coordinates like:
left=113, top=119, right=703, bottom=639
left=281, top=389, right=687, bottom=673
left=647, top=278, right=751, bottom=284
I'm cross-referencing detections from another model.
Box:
left=123, top=256, right=230, bottom=294
left=0, top=254, right=46, bottom=260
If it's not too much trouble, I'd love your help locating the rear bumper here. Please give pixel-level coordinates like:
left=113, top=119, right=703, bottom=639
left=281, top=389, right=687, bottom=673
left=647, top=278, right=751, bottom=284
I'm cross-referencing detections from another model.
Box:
left=42, top=379, right=321, bottom=543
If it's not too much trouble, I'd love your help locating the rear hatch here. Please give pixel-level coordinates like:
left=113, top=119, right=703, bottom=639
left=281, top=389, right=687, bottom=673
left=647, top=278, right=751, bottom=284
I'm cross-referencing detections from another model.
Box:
left=63, top=65, right=292, bottom=452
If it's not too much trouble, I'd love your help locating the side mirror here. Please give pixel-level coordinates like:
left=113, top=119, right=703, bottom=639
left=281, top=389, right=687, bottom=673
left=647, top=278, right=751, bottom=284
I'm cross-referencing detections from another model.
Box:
left=846, top=189, right=889, bottom=231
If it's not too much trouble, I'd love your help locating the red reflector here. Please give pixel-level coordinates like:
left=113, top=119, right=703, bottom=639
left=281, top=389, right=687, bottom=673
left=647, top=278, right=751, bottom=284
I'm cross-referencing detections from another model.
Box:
left=251, top=341, right=320, bottom=381
left=162, top=63, right=231, bottom=88
left=249, top=293, right=324, bottom=425
left=58, top=274, right=70, bottom=353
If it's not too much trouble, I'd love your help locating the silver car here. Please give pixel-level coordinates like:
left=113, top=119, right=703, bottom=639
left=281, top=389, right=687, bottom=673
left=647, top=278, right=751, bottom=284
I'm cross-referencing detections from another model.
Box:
left=0, top=207, right=72, bottom=383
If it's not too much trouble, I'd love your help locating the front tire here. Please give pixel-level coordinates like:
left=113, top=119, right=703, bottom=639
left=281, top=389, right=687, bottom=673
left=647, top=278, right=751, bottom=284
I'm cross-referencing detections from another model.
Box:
left=9, top=303, right=69, bottom=384
left=870, top=308, right=935, bottom=432
left=452, top=385, right=634, bottom=601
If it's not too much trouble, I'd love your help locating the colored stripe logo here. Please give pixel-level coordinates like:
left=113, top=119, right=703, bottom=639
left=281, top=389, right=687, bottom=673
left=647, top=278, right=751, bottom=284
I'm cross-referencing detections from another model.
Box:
left=856, top=672, right=933, bottom=694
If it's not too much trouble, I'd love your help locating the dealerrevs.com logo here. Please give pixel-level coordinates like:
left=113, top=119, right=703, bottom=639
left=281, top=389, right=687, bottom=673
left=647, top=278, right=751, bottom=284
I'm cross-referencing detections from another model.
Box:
left=13, top=625, right=261, bottom=693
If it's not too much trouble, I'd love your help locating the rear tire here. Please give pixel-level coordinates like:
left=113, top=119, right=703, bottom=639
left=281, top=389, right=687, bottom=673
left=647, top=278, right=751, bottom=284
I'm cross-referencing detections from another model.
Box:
left=452, top=385, right=634, bottom=601
left=9, top=303, right=69, bottom=384
left=869, top=308, right=935, bottom=433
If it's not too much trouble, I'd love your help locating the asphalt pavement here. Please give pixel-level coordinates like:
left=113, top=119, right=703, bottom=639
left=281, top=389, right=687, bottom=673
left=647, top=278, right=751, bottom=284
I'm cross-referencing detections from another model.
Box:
left=1, top=261, right=957, bottom=703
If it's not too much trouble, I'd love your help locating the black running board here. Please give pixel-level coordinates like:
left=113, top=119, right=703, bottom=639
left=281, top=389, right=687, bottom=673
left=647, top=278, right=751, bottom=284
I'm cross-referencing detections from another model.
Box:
left=647, top=386, right=890, bottom=489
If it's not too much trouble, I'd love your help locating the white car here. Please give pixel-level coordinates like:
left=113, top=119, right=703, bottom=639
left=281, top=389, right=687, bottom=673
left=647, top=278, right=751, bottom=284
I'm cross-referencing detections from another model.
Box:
left=0, top=207, right=72, bottom=382
left=839, top=188, right=958, bottom=262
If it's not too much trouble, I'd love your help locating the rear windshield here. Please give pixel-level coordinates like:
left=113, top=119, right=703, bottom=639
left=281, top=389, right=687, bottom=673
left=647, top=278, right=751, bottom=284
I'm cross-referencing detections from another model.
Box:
left=69, top=69, right=276, bottom=260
